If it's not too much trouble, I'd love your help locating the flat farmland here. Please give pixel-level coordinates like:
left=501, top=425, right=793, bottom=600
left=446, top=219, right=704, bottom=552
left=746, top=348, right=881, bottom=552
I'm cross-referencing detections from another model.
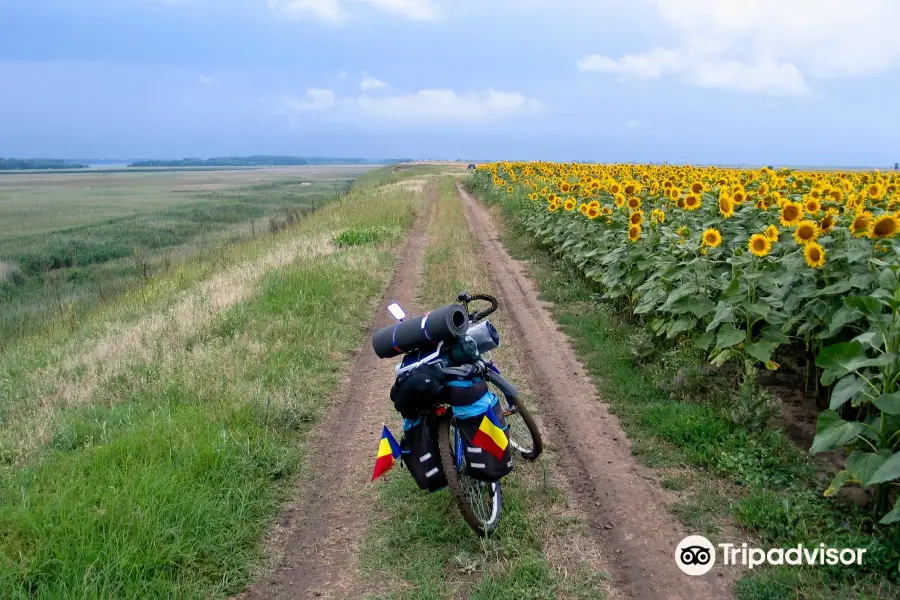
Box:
left=0, top=166, right=373, bottom=239
left=0, top=166, right=375, bottom=345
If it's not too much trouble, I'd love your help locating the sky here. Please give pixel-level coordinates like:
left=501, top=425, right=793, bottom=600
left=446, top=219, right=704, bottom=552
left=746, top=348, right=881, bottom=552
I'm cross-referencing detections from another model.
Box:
left=1, top=0, right=899, bottom=165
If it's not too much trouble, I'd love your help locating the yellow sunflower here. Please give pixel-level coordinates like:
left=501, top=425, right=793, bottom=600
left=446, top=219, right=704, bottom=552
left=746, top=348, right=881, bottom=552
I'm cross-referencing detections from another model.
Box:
left=870, top=214, right=899, bottom=239
left=628, top=225, right=642, bottom=242
left=765, top=225, right=780, bottom=241
left=506, top=186, right=513, bottom=194
left=548, top=201, right=560, bottom=213
left=691, top=181, right=704, bottom=194
left=732, top=190, right=746, bottom=204
left=564, top=198, right=577, bottom=211
left=587, top=205, right=600, bottom=219
left=627, top=196, right=642, bottom=211
left=684, top=194, right=702, bottom=211
left=719, top=195, right=735, bottom=218
left=818, top=213, right=836, bottom=233
left=793, top=220, right=820, bottom=245
left=748, top=234, right=772, bottom=257
left=629, top=211, right=644, bottom=226
left=780, top=201, right=803, bottom=227
left=615, top=193, right=626, bottom=208
left=650, top=209, right=666, bottom=224
left=702, top=228, right=723, bottom=248
left=579, top=203, right=589, bottom=216
left=845, top=194, right=864, bottom=212
left=805, top=197, right=821, bottom=214
left=804, top=242, right=826, bottom=268
left=850, top=211, right=874, bottom=237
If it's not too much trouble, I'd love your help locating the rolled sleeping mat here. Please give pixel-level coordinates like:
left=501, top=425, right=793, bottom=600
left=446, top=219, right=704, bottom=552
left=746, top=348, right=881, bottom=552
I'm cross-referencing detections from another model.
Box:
left=372, top=303, right=469, bottom=359
left=465, top=320, right=500, bottom=354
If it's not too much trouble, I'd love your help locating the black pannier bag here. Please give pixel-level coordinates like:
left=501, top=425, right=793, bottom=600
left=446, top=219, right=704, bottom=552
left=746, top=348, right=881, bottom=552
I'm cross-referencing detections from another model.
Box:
left=400, top=417, right=447, bottom=492
left=453, top=393, right=513, bottom=482
left=390, top=363, right=447, bottom=419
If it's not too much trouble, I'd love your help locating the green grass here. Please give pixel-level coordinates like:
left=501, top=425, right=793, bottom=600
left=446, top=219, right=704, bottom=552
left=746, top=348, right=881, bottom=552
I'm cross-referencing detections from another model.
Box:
left=0, top=181, right=421, bottom=598
left=478, top=184, right=900, bottom=599
left=333, top=226, right=399, bottom=248
left=0, top=168, right=368, bottom=346
left=359, top=178, right=609, bottom=600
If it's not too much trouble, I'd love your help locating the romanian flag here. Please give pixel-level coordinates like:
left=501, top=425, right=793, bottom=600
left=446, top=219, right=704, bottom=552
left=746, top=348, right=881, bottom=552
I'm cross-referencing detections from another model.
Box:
left=371, top=424, right=401, bottom=481
left=472, top=406, right=508, bottom=460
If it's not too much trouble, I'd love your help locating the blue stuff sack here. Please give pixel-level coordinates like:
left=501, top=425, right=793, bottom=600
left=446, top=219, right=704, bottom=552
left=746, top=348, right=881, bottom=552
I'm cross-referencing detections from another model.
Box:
left=451, top=391, right=498, bottom=419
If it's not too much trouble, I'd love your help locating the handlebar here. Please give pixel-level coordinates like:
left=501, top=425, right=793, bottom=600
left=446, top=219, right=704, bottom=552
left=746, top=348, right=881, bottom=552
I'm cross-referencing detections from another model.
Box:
left=457, top=291, right=498, bottom=323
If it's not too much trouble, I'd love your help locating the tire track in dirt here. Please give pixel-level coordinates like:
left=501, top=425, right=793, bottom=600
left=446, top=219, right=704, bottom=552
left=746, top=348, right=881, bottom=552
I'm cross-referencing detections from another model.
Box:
left=456, top=182, right=732, bottom=600
left=236, top=184, right=438, bottom=600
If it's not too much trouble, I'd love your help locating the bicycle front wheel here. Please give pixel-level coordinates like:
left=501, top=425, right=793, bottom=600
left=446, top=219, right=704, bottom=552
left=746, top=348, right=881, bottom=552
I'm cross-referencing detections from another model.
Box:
left=492, top=384, right=543, bottom=461
left=437, top=415, right=502, bottom=537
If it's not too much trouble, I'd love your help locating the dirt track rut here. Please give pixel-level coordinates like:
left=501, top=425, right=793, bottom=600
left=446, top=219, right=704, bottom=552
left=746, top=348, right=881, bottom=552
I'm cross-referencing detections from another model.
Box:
left=456, top=182, right=732, bottom=600
left=236, top=184, right=437, bottom=600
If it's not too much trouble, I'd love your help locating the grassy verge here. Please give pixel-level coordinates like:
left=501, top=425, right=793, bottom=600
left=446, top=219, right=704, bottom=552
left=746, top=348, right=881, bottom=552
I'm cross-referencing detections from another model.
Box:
left=0, top=186, right=421, bottom=598
left=360, top=177, right=611, bottom=600
left=476, top=187, right=900, bottom=600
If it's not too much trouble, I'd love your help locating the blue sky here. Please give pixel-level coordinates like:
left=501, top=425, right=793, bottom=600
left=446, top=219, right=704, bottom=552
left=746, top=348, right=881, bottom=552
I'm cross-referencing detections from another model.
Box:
left=2, top=0, right=899, bottom=165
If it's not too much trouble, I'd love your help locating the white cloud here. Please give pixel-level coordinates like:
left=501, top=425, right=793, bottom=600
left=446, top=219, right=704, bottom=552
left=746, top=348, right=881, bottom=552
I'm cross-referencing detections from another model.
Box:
left=268, top=0, right=438, bottom=23
left=626, top=118, right=641, bottom=129
left=198, top=74, right=214, bottom=85
left=268, top=0, right=344, bottom=22
left=578, top=0, right=900, bottom=95
left=277, top=86, right=540, bottom=124
left=362, top=0, right=437, bottom=20
left=280, top=88, right=336, bottom=111
left=360, top=73, right=389, bottom=91
left=578, top=49, right=683, bottom=80
left=355, top=89, right=540, bottom=123
left=687, top=58, right=809, bottom=97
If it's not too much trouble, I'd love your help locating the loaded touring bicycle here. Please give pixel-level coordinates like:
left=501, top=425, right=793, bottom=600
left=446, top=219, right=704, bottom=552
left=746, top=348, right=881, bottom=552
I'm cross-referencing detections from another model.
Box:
left=372, top=292, right=543, bottom=536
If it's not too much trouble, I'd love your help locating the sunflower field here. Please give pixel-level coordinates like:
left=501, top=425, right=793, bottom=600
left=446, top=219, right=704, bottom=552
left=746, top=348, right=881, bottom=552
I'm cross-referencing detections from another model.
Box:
left=470, top=162, right=900, bottom=525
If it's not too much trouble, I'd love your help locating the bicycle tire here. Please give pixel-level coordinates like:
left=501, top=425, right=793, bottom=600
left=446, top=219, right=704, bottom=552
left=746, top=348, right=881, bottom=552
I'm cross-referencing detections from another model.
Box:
left=494, top=386, right=543, bottom=461
left=437, top=415, right=502, bottom=537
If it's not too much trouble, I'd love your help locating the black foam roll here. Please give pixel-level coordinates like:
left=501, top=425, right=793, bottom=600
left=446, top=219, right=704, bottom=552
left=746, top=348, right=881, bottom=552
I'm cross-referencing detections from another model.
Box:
left=372, top=304, right=469, bottom=359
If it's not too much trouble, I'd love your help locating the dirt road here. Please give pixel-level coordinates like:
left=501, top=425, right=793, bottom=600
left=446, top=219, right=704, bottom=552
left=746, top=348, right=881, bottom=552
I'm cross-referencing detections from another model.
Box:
left=237, top=184, right=437, bottom=600
left=238, top=180, right=732, bottom=600
left=456, top=182, right=732, bottom=600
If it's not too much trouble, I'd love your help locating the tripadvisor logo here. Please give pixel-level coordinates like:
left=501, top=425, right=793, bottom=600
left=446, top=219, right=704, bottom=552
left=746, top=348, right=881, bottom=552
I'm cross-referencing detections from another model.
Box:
left=675, top=535, right=868, bottom=576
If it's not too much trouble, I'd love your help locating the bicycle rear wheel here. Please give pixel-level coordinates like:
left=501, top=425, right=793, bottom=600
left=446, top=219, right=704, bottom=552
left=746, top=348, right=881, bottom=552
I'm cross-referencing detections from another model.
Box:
left=437, top=415, right=502, bottom=536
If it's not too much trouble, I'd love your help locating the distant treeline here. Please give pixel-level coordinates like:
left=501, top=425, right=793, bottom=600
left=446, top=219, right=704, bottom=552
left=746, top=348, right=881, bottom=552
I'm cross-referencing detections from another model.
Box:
left=0, top=158, right=89, bottom=171
left=128, top=156, right=411, bottom=168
